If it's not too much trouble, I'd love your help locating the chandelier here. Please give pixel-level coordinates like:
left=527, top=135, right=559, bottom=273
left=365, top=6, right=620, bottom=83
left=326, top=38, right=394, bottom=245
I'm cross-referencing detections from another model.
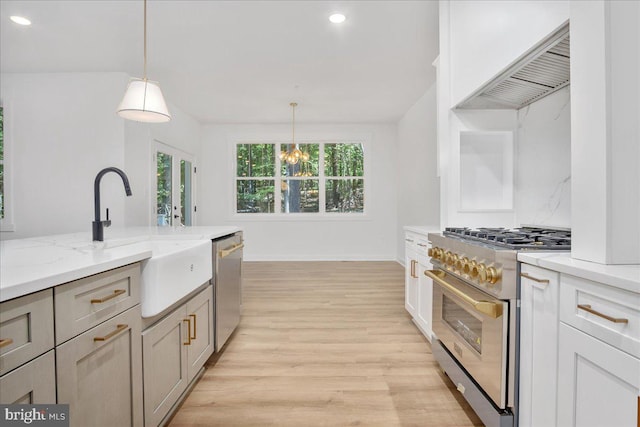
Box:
left=280, top=102, right=310, bottom=165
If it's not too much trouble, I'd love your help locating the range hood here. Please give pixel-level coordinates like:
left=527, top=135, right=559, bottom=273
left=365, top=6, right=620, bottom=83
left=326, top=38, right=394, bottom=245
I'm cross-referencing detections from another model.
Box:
left=456, top=23, right=570, bottom=110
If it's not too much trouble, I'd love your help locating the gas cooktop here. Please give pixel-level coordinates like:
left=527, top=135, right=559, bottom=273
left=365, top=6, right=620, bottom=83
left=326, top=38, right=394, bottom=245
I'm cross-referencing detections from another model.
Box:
left=443, top=226, right=571, bottom=250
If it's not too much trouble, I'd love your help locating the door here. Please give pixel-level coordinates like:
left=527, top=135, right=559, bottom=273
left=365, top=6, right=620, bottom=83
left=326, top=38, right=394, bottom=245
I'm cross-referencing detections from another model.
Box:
left=557, top=322, right=640, bottom=427
left=186, top=285, right=214, bottom=382
left=155, top=142, right=196, bottom=227
left=519, top=265, right=560, bottom=427
left=142, top=305, right=189, bottom=427
left=56, top=307, right=143, bottom=427
left=416, top=259, right=433, bottom=340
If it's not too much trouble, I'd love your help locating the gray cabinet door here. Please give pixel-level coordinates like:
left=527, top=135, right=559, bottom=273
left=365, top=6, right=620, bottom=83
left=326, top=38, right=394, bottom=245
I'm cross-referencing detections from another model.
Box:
left=0, top=350, right=56, bottom=404
left=57, top=306, right=143, bottom=427
left=142, top=304, right=188, bottom=427
left=186, top=285, right=214, bottom=382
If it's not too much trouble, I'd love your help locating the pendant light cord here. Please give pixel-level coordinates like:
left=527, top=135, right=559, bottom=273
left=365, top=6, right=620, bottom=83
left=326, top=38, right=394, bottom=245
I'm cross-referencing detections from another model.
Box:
left=290, top=102, right=297, bottom=147
left=143, top=0, right=147, bottom=80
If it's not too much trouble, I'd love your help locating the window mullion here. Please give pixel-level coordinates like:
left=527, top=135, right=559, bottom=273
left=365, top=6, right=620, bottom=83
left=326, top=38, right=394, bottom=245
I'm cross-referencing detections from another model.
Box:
left=274, top=143, right=282, bottom=213
left=319, top=142, right=326, bottom=214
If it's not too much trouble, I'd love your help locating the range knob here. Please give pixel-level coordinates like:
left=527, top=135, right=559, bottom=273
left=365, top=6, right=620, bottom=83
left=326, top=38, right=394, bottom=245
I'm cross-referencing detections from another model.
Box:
left=451, top=253, right=459, bottom=267
left=469, top=260, right=479, bottom=278
left=461, top=257, right=471, bottom=274
left=428, top=248, right=433, bottom=257
left=433, top=247, right=443, bottom=260
left=477, top=263, right=488, bottom=283
left=445, top=251, right=453, bottom=265
left=455, top=256, right=464, bottom=271
left=486, top=266, right=500, bottom=285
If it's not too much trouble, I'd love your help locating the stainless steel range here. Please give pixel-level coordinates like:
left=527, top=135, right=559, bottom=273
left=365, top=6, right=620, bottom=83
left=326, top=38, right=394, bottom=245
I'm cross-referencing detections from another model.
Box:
left=426, top=227, right=571, bottom=427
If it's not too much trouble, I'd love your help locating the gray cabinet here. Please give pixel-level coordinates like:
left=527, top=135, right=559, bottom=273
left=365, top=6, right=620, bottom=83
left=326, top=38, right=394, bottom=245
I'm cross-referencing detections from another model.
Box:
left=142, top=284, right=213, bottom=427
left=0, top=350, right=56, bottom=404
left=57, top=306, right=143, bottom=427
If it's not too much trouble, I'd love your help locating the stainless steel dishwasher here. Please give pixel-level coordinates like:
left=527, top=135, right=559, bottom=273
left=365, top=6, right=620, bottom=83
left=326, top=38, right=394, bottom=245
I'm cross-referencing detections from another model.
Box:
left=212, top=232, right=243, bottom=352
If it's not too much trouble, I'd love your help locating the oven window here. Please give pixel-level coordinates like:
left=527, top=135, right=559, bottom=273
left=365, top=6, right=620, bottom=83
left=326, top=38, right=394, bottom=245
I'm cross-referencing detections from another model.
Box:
left=443, top=295, right=482, bottom=354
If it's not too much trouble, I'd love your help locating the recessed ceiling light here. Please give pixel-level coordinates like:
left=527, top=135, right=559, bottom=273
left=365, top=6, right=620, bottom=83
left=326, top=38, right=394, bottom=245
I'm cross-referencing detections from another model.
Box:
left=329, top=13, right=346, bottom=24
left=10, top=16, right=31, bottom=26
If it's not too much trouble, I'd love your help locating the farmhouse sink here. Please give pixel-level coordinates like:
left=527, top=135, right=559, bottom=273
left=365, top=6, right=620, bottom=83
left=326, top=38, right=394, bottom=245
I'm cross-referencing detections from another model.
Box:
left=140, top=239, right=212, bottom=318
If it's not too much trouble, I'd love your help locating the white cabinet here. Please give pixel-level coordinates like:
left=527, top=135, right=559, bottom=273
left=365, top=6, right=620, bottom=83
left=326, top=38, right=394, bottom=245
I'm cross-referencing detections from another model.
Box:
left=557, top=322, right=640, bottom=427
left=142, top=285, right=213, bottom=427
left=518, top=264, right=560, bottom=427
left=415, top=236, right=432, bottom=341
left=404, top=233, right=419, bottom=317
left=556, top=273, right=640, bottom=427
left=404, top=230, right=432, bottom=341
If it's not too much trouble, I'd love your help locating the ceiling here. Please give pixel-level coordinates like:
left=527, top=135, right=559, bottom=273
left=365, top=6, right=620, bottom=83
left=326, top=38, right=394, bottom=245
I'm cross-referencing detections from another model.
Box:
left=0, top=1, right=439, bottom=124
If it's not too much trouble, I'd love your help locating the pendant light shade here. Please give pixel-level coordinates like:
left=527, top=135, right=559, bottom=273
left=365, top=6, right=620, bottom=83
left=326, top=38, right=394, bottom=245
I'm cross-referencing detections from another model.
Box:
left=117, top=0, right=171, bottom=123
left=117, top=78, right=171, bottom=123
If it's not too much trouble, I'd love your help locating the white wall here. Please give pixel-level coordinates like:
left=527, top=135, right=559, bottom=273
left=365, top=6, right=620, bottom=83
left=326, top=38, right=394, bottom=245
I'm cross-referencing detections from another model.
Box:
left=515, top=87, right=571, bottom=228
left=198, top=123, right=398, bottom=261
left=124, top=102, right=203, bottom=227
left=0, top=72, right=203, bottom=239
left=0, top=72, right=129, bottom=239
left=396, top=83, right=440, bottom=261
left=448, top=0, right=569, bottom=107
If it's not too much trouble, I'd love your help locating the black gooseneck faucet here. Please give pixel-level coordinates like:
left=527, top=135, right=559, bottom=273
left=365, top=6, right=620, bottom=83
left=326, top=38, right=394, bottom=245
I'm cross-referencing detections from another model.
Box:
left=92, top=167, right=132, bottom=241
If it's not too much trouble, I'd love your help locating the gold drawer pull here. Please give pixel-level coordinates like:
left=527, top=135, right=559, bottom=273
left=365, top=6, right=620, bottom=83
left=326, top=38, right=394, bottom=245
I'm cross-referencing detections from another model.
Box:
left=577, top=304, right=629, bottom=324
left=219, top=243, right=244, bottom=258
left=91, top=289, right=127, bottom=304
left=94, top=324, right=128, bottom=342
left=0, top=338, right=14, bottom=348
left=189, top=314, right=197, bottom=340
left=183, top=318, right=192, bottom=345
left=520, top=272, right=550, bottom=284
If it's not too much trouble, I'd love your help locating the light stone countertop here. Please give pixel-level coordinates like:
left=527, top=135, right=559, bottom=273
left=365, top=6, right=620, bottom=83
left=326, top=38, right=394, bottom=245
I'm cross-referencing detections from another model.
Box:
left=0, top=226, right=241, bottom=302
left=403, top=225, right=440, bottom=237
left=518, top=252, right=640, bottom=294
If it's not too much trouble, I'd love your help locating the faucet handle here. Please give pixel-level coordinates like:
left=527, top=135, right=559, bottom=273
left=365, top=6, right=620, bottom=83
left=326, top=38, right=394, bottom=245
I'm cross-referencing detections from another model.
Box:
left=103, top=208, right=112, bottom=228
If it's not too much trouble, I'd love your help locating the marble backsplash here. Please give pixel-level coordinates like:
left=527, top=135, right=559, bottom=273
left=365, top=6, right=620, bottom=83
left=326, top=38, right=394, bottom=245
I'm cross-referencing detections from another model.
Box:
left=515, top=87, right=571, bottom=229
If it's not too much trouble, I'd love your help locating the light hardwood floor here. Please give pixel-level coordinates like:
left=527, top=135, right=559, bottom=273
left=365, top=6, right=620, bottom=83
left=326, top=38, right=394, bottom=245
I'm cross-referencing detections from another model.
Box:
left=169, top=261, right=483, bottom=427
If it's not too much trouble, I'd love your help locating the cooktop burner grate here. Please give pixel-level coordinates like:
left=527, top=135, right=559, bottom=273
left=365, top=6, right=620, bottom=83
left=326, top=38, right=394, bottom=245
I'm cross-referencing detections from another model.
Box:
left=443, top=227, right=571, bottom=250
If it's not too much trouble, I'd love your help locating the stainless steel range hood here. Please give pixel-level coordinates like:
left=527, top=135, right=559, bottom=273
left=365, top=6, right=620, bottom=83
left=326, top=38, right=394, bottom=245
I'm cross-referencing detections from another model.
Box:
left=455, top=23, right=570, bottom=110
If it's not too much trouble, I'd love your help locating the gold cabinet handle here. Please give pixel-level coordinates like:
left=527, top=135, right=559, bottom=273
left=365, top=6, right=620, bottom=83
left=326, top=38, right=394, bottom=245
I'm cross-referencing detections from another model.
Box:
left=91, top=289, right=127, bottom=304
left=410, top=260, right=418, bottom=278
left=189, top=314, right=197, bottom=340
left=219, top=243, right=244, bottom=258
left=577, top=304, right=629, bottom=324
left=425, top=270, right=503, bottom=319
left=94, top=324, right=128, bottom=342
left=520, top=272, right=550, bottom=284
left=0, top=338, right=14, bottom=348
left=183, top=318, right=192, bottom=345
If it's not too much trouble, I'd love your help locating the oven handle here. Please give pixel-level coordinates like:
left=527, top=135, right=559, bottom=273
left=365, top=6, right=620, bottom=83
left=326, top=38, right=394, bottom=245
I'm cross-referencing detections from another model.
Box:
left=424, top=270, right=503, bottom=319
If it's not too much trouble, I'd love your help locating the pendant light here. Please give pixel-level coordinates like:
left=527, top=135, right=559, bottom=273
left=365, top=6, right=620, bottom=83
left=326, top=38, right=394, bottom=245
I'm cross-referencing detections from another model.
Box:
left=117, top=0, right=171, bottom=123
left=280, top=102, right=310, bottom=165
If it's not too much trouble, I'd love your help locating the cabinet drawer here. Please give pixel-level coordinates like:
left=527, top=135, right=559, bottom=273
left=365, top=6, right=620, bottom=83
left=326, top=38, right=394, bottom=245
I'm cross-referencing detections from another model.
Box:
left=0, top=350, right=56, bottom=404
left=560, top=274, right=640, bottom=358
left=416, top=236, right=430, bottom=266
left=55, top=263, right=141, bottom=344
left=0, top=289, right=54, bottom=375
left=405, top=232, right=419, bottom=253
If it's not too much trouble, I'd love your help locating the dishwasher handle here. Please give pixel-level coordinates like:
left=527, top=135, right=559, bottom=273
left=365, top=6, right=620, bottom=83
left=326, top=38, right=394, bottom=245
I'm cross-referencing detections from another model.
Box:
left=219, top=242, right=244, bottom=258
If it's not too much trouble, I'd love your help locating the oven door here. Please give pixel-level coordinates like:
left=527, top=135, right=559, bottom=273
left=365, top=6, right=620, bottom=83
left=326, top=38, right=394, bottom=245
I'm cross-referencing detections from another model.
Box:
left=428, top=269, right=509, bottom=409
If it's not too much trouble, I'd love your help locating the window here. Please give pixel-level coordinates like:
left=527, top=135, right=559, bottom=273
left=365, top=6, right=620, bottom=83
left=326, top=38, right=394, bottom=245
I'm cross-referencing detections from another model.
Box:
left=235, top=141, right=365, bottom=215
left=155, top=142, right=196, bottom=226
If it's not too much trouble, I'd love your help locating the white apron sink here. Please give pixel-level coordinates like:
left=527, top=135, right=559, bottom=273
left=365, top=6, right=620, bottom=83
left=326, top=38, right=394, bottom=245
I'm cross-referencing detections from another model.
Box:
left=140, top=240, right=212, bottom=318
